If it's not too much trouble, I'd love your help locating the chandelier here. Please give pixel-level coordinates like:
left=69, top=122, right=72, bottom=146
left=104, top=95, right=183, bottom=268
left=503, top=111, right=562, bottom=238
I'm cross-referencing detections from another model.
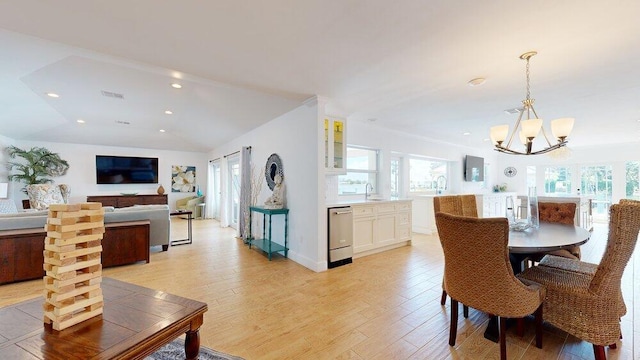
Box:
left=490, top=51, right=574, bottom=155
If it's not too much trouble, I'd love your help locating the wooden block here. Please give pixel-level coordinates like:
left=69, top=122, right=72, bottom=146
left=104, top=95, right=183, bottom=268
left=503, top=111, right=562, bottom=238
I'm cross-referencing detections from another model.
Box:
left=47, top=284, right=102, bottom=302
left=54, top=233, right=102, bottom=246
left=82, top=202, right=103, bottom=210
left=49, top=258, right=101, bottom=276
left=49, top=204, right=82, bottom=212
left=48, top=307, right=103, bottom=331
left=47, top=217, right=79, bottom=226
left=50, top=295, right=103, bottom=316
left=44, top=271, right=101, bottom=289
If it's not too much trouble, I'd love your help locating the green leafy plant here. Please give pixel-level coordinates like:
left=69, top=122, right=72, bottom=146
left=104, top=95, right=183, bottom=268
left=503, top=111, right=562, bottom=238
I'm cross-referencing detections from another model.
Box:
left=6, top=146, right=70, bottom=194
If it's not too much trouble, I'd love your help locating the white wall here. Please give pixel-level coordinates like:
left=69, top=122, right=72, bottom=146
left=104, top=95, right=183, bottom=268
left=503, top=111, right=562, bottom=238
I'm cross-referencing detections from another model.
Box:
left=4, top=139, right=209, bottom=209
left=209, top=102, right=322, bottom=271
left=0, top=134, right=16, bottom=187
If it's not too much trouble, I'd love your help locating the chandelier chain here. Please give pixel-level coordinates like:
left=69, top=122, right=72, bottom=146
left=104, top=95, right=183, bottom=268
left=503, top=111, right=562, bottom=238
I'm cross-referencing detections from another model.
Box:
left=525, top=57, right=531, bottom=101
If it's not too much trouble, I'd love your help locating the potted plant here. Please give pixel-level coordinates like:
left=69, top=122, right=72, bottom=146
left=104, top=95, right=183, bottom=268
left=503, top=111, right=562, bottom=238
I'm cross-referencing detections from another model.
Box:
left=6, top=146, right=70, bottom=194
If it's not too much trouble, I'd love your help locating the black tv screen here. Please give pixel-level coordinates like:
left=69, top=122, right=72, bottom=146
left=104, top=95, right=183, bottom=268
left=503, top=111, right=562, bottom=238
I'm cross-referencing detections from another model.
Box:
left=464, top=155, right=484, bottom=182
left=96, top=155, right=158, bottom=184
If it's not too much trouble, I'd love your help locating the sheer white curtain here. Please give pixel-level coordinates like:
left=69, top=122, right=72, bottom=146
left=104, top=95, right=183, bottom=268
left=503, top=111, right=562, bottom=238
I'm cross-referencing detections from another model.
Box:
left=239, top=146, right=252, bottom=240
left=219, top=156, right=230, bottom=227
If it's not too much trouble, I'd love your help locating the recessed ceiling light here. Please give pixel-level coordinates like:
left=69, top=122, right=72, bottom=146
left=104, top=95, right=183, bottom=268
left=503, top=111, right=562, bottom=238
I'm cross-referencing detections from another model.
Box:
left=171, top=83, right=182, bottom=89
left=159, top=129, right=166, bottom=133
left=46, top=92, right=59, bottom=98
left=483, top=138, right=490, bottom=142
left=463, top=132, right=471, bottom=136
left=468, top=77, right=486, bottom=86
left=76, top=119, right=85, bottom=124
left=164, top=110, right=173, bottom=115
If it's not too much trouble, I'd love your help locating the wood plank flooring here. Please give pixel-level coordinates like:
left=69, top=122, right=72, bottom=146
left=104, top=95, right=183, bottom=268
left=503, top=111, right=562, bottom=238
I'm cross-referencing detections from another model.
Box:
left=0, top=218, right=637, bottom=359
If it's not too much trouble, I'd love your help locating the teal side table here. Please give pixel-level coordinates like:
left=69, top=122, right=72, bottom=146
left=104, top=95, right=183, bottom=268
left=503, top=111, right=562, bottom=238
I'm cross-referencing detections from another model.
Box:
left=248, top=206, right=289, bottom=260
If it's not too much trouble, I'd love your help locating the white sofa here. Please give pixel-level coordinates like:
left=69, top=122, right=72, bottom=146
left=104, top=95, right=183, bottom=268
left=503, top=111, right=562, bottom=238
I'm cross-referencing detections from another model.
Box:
left=0, top=204, right=171, bottom=250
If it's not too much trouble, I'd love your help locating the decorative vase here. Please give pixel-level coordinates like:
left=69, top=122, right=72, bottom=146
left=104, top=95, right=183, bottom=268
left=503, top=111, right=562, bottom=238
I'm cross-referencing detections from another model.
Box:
left=157, top=184, right=165, bottom=195
left=528, top=186, right=539, bottom=229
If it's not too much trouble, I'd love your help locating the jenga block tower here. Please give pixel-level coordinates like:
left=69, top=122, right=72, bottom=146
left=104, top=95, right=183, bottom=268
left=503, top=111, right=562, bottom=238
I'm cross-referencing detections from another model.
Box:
left=43, top=202, right=105, bottom=331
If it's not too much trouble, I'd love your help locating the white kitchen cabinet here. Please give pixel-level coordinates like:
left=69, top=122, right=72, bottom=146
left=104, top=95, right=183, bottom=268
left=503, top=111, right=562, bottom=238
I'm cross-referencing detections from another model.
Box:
left=476, top=193, right=516, bottom=218
left=324, top=117, right=346, bottom=174
left=352, top=200, right=412, bottom=256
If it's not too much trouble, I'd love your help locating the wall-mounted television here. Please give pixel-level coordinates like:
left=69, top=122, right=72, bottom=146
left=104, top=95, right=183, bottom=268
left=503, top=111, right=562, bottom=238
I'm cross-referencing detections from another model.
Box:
left=464, top=155, right=484, bottom=182
left=96, top=155, right=158, bottom=184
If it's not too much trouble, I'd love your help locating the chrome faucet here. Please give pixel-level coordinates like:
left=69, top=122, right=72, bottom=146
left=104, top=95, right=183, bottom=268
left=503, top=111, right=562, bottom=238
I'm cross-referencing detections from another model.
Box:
left=436, top=175, right=447, bottom=195
left=365, top=183, right=374, bottom=200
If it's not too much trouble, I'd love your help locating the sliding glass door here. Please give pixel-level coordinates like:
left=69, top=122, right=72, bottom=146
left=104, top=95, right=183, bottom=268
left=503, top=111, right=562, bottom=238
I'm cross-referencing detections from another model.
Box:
left=581, top=165, right=612, bottom=222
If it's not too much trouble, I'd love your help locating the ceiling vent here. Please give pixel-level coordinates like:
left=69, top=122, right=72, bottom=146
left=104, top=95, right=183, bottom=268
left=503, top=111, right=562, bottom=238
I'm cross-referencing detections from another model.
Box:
left=115, top=120, right=130, bottom=125
left=504, top=107, right=522, bottom=115
left=101, top=90, right=125, bottom=99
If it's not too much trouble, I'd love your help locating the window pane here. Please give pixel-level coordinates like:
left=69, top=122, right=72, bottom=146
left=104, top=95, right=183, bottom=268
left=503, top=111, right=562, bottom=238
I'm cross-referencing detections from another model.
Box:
left=544, top=166, right=571, bottom=195
left=409, top=157, right=447, bottom=193
left=390, top=158, right=400, bottom=198
left=338, top=146, right=379, bottom=195
left=581, top=165, right=612, bottom=223
left=626, top=161, right=640, bottom=200
left=345, top=147, right=377, bottom=170
left=338, top=172, right=377, bottom=195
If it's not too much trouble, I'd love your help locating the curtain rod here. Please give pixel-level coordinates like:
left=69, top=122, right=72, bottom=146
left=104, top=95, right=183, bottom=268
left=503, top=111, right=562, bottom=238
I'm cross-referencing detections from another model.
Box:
left=224, top=150, right=240, bottom=158
left=209, top=158, right=221, bottom=163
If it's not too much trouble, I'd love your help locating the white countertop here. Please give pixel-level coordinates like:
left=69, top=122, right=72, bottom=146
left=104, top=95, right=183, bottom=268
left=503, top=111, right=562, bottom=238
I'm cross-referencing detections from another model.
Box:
left=325, top=198, right=411, bottom=207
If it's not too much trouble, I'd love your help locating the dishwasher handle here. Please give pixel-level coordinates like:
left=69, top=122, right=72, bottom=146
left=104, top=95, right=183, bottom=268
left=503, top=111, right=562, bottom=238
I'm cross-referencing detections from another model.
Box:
left=332, top=210, right=353, bottom=215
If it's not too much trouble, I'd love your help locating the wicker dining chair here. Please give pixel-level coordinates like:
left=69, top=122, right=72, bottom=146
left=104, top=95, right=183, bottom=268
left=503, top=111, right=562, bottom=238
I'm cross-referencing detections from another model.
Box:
left=435, top=212, right=544, bottom=360
left=518, top=202, right=640, bottom=360
left=433, top=195, right=473, bottom=311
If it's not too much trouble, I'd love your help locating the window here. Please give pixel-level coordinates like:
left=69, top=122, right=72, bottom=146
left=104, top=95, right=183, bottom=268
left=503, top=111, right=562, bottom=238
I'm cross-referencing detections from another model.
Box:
left=338, top=147, right=379, bottom=195
left=409, top=157, right=447, bottom=193
left=626, top=161, right=640, bottom=200
left=390, top=155, right=402, bottom=198
left=581, top=165, right=612, bottom=222
left=544, top=166, right=572, bottom=195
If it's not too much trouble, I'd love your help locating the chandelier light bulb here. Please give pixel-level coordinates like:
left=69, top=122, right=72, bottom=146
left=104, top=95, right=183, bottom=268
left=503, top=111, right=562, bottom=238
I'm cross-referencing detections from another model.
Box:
left=490, top=125, right=509, bottom=143
left=551, top=117, right=575, bottom=140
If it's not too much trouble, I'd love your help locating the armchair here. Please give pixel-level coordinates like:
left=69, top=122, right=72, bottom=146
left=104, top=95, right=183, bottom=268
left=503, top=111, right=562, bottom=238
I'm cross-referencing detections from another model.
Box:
left=175, top=196, right=204, bottom=217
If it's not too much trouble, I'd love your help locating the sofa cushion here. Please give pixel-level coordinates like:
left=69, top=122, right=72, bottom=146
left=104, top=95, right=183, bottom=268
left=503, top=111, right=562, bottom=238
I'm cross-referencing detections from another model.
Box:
left=0, top=199, right=18, bottom=214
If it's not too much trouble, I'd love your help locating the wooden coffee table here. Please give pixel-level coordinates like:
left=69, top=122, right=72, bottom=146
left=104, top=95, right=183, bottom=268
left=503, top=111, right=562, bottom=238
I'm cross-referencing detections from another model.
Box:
left=0, top=277, right=207, bottom=359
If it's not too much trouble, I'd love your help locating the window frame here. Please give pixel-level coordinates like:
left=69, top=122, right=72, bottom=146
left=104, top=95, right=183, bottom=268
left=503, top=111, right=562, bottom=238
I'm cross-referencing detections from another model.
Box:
left=337, top=146, right=380, bottom=196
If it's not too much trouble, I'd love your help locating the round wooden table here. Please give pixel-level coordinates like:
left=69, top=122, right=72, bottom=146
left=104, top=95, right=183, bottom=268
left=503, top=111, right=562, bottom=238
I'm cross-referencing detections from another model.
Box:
left=508, top=222, right=591, bottom=254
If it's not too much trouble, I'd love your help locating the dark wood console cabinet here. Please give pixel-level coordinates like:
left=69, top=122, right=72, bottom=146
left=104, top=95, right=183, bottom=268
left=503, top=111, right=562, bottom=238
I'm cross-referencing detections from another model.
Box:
left=86, top=194, right=167, bottom=208
left=0, top=220, right=150, bottom=285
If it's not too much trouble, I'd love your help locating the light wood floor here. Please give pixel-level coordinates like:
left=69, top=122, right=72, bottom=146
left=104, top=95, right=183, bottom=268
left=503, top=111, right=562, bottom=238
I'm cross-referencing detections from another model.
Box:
left=0, top=218, right=637, bottom=359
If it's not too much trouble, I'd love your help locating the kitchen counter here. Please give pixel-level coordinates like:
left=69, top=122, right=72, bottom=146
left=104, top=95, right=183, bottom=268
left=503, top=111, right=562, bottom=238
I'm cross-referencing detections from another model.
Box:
left=326, top=198, right=411, bottom=207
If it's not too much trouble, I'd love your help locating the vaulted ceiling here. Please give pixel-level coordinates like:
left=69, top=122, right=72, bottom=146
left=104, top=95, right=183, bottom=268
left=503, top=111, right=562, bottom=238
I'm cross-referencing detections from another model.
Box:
left=1, top=1, right=639, bottom=152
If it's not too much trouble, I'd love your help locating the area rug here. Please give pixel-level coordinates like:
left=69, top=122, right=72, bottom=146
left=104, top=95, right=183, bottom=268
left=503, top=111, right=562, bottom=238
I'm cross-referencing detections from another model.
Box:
left=146, top=338, right=244, bottom=360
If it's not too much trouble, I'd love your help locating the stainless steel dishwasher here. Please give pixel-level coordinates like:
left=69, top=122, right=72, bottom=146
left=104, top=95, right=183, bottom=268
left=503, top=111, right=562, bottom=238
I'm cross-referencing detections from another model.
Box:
left=328, top=206, right=353, bottom=268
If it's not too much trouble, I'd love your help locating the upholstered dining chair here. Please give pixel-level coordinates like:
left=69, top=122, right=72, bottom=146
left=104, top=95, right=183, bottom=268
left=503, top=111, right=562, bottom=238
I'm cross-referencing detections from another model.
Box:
left=435, top=212, right=544, bottom=360
left=522, top=202, right=580, bottom=269
left=518, top=202, right=640, bottom=360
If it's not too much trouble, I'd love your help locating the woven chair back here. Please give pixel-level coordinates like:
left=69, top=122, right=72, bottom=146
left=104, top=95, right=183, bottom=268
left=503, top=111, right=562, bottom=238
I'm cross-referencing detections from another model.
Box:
left=435, top=212, right=543, bottom=317
left=538, top=202, right=576, bottom=225
left=459, top=195, right=478, bottom=217
left=433, top=196, right=463, bottom=216
left=589, top=202, right=640, bottom=295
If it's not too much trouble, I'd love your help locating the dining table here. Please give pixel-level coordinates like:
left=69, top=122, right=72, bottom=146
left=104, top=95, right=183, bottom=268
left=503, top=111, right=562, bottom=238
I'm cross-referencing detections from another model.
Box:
left=483, top=221, right=592, bottom=343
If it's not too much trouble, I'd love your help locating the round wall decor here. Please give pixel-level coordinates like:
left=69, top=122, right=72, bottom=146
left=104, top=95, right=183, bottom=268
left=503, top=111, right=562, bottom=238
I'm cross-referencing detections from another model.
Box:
left=504, top=166, right=517, bottom=177
left=265, top=153, right=284, bottom=190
